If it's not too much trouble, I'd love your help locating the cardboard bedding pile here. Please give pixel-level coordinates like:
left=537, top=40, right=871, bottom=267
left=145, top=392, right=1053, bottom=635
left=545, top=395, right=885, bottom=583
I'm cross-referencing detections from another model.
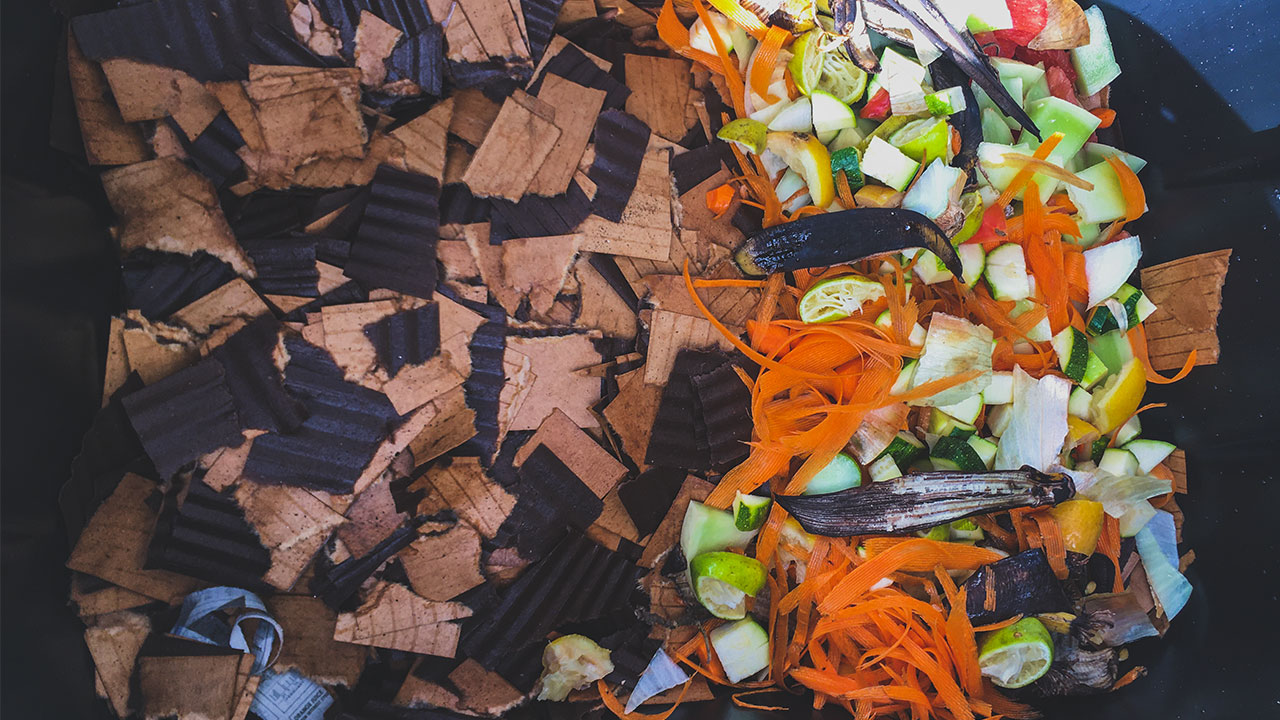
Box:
left=60, top=0, right=766, bottom=718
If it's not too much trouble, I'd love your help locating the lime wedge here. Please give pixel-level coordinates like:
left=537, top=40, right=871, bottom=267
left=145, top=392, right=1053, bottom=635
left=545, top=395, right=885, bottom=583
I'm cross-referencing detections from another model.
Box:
left=733, top=491, right=772, bottom=531
left=788, top=30, right=823, bottom=96
left=798, top=275, right=885, bottom=323
left=889, top=117, right=950, bottom=163
left=689, top=551, right=768, bottom=619
left=951, top=191, right=985, bottom=245
left=817, top=50, right=868, bottom=104
left=766, top=131, right=834, bottom=207
left=978, top=617, right=1054, bottom=689
left=717, top=118, right=769, bottom=155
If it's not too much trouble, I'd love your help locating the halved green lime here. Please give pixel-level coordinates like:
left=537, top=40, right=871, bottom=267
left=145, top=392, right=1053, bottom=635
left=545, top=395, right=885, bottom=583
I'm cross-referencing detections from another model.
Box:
left=787, top=30, right=824, bottom=96
left=733, top=491, right=771, bottom=531
left=689, top=551, right=768, bottom=619
left=817, top=50, right=868, bottom=104
left=717, top=118, right=769, bottom=155
left=951, top=191, right=985, bottom=246
left=798, top=275, right=885, bottom=323
left=978, top=617, right=1054, bottom=689
left=889, top=117, right=950, bottom=163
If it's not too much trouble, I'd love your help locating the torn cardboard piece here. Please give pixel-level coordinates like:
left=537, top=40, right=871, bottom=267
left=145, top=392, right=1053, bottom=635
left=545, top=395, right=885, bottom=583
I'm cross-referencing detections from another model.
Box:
left=84, top=611, right=151, bottom=718
left=501, top=234, right=584, bottom=317
left=399, top=523, right=485, bottom=601
left=529, top=75, right=607, bottom=197
left=462, top=94, right=562, bottom=201
left=66, top=35, right=149, bottom=166
left=506, top=333, right=603, bottom=431
left=643, top=309, right=736, bottom=384
left=267, top=595, right=366, bottom=687
left=579, top=147, right=674, bottom=261
left=413, top=457, right=516, bottom=540
left=333, top=581, right=472, bottom=656
left=623, top=54, right=693, bottom=142
left=514, top=408, right=628, bottom=499
left=1139, top=248, right=1231, bottom=371
left=603, top=366, right=664, bottom=466
left=392, top=97, right=453, bottom=179
left=235, top=482, right=348, bottom=591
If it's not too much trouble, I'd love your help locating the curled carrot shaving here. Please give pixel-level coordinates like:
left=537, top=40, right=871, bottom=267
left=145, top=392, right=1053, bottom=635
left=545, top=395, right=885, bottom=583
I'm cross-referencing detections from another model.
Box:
left=694, top=277, right=766, bottom=288
left=750, top=25, right=791, bottom=103
left=706, top=183, right=736, bottom=215
left=836, top=171, right=857, bottom=209
left=691, top=0, right=745, bottom=117
left=1105, top=155, right=1146, bottom=222
left=972, top=614, right=1024, bottom=633
left=657, top=0, right=725, bottom=74
left=1092, top=107, right=1118, bottom=128
left=995, top=132, right=1064, bottom=208
left=707, top=0, right=768, bottom=38
left=598, top=678, right=694, bottom=719
left=1127, top=324, right=1197, bottom=384
left=1097, top=514, right=1125, bottom=593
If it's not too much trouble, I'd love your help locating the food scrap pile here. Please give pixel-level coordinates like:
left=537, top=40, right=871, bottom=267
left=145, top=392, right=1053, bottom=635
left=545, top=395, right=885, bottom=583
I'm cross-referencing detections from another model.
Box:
left=59, top=0, right=1231, bottom=719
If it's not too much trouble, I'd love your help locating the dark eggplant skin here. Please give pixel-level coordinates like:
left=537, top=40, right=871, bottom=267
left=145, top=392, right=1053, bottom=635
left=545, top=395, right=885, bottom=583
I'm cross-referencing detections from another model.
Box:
left=831, top=0, right=880, bottom=73
left=963, top=548, right=1071, bottom=625
left=929, top=57, right=982, bottom=177
left=734, top=208, right=964, bottom=278
left=773, top=467, right=1075, bottom=537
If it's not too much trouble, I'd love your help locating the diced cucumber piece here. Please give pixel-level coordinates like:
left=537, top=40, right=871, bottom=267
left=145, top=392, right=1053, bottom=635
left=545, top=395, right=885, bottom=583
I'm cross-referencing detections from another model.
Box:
left=680, top=501, right=758, bottom=562
left=949, top=517, right=985, bottom=541
left=984, top=243, right=1032, bottom=301
left=1052, top=326, right=1091, bottom=383
left=992, top=58, right=1046, bottom=101
left=1025, top=97, right=1102, bottom=167
left=957, top=244, right=986, bottom=288
left=732, top=492, right=772, bottom=531
left=1111, top=283, right=1156, bottom=325
left=874, top=311, right=927, bottom=347
left=938, top=393, right=983, bottom=424
left=1098, top=448, right=1139, bottom=477
left=1088, top=330, right=1132, bottom=377
left=803, top=452, right=862, bottom=494
left=811, top=90, right=858, bottom=144
left=926, top=86, right=968, bottom=116
left=1089, top=436, right=1110, bottom=464
left=931, top=435, right=987, bottom=472
left=982, top=372, right=1013, bottom=405
left=1086, top=303, right=1124, bottom=336
left=867, top=454, right=903, bottom=482
left=1023, top=70, right=1051, bottom=105
left=977, top=141, right=1033, bottom=193
left=1072, top=6, right=1123, bottom=97
left=767, top=96, right=813, bottom=133
left=1065, top=217, right=1103, bottom=247
left=1081, top=352, right=1109, bottom=390
left=1114, top=414, right=1142, bottom=446
left=1083, top=142, right=1147, bottom=174
left=929, top=408, right=976, bottom=439
left=1122, top=439, right=1176, bottom=474
left=981, top=108, right=1015, bottom=144
left=749, top=97, right=790, bottom=127
left=1009, top=300, right=1053, bottom=343
left=986, top=403, right=1013, bottom=437
left=710, top=619, right=770, bottom=683
left=1068, top=386, right=1093, bottom=419
left=1066, top=161, right=1129, bottom=224
left=828, top=126, right=866, bottom=153
left=968, top=436, right=999, bottom=469
left=1134, top=293, right=1158, bottom=324
left=999, top=77, right=1024, bottom=129
left=907, top=248, right=955, bottom=284
left=1084, top=235, right=1142, bottom=307
left=903, top=159, right=965, bottom=220
left=891, top=359, right=918, bottom=395
left=863, top=136, right=920, bottom=191
left=879, top=430, right=927, bottom=467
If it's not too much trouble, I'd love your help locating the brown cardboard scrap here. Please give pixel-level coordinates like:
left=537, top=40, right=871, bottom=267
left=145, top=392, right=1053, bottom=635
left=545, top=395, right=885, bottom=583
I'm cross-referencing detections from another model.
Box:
left=102, top=316, right=130, bottom=405
left=333, top=581, right=471, bottom=656
left=84, top=611, right=151, bottom=718
left=643, top=309, right=736, bottom=384
left=413, top=457, right=516, bottom=539
left=406, top=385, right=477, bottom=464
left=449, top=89, right=503, bottom=146
left=264, top=294, right=313, bottom=314
left=463, top=224, right=522, bottom=313
left=451, top=0, right=531, bottom=62
left=351, top=396, right=454, bottom=497
left=288, top=0, right=343, bottom=57
left=291, top=131, right=405, bottom=188
left=316, top=260, right=349, bottom=295
left=443, top=140, right=474, bottom=185
left=99, top=58, right=221, bottom=138
left=501, top=234, right=584, bottom=317
left=623, top=55, right=693, bottom=142
left=506, top=333, right=603, bottom=431
left=354, top=10, right=403, bottom=87
left=643, top=272, right=756, bottom=332
left=382, top=354, right=468, bottom=415
left=438, top=238, right=482, bottom=281
left=557, top=0, right=597, bottom=27
left=587, top=486, right=643, bottom=552
left=600, top=0, right=659, bottom=28
left=578, top=148, right=675, bottom=261
left=101, top=157, right=253, bottom=276
left=399, top=523, right=485, bottom=601
left=320, top=300, right=399, bottom=383
left=498, top=349, right=537, bottom=443
left=393, top=670, right=467, bottom=712
left=201, top=430, right=265, bottom=492
left=639, top=475, right=713, bottom=568
left=449, top=658, right=527, bottom=715
left=267, top=595, right=367, bottom=686
left=336, top=473, right=406, bottom=558
left=71, top=576, right=153, bottom=618
left=574, top=257, right=639, bottom=340
left=529, top=75, right=607, bottom=197
left=1167, top=448, right=1187, bottom=494
left=1139, top=248, right=1231, bottom=371
left=120, top=324, right=198, bottom=384
left=66, top=35, right=149, bottom=166
left=235, top=482, right=347, bottom=591
left=515, top=408, right=628, bottom=498
left=392, top=97, right=453, bottom=180
left=678, top=168, right=745, bottom=249
left=170, top=278, right=272, bottom=336
left=462, top=95, right=562, bottom=200
left=228, top=655, right=260, bottom=720
left=139, top=654, right=241, bottom=720
left=67, top=473, right=202, bottom=603
left=602, top=367, right=664, bottom=465
left=483, top=546, right=531, bottom=586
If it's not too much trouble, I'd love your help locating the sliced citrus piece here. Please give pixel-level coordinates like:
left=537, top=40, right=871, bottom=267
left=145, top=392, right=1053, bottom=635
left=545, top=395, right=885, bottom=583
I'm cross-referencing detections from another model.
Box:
left=798, top=274, right=885, bottom=323
left=817, top=49, right=868, bottom=104
left=978, top=617, right=1054, bottom=689
left=766, top=131, right=834, bottom=207
left=889, top=116, right=951, bottom=163
left=951, top=191, right=985, bottom=245
left=716, top=117, right=768, bottom=155
left=787, top=29, right=823, bottom=96
left=689, top=551, right=768, bottom=619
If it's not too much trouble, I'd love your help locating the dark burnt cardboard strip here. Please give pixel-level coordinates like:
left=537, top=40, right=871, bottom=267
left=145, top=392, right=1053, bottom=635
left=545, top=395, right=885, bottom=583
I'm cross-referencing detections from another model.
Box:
left=122, top=356, right=244, bottom=479
left=387, top=26, right=446, bottom=97
left=446, top=60, right=529, bottom=93
left=123, top=250, right=238, bottom=321
left=176, top=113, right=245, bottom=188
left=212, top=316, right=308, bottom=434
left=669, top=144, right=728, bottom=197
left=363, top=302, right=441, bottom=376
left=643, top=350, right=727, bottom=472
left=461, top=531, right=643, bottom=688
left=312, top=522, right=423, bottom=609
left=147, top=475, right=274, bottom=592
left=344, top=166, right=440, bottom=299
left=497, top=445, right=604, bottom=558
left=60, top=374, right=155, bottom=547
left=462, top=306, right=508, bottom=459
left=521, top=0, right=567, bottom=63
left=228, top=191, right=306, bottom=240
left=249, top=24, right=346, bottom=69
left=72, top=0, right=290, bottom=82
left=243, top=335, right=398, bottom=493
left=241, top=237, right=321, bottom=297
left=439, top=184, right=492, bottom=226
left=489, top=180, right=593, bottom=243
left=530, top=43, right=630, bottom=110
left=617, top=466, right=686, bottom=539
left=588, top=110, right=651, bottom=223
left=691, top=362, right=751, bottom=469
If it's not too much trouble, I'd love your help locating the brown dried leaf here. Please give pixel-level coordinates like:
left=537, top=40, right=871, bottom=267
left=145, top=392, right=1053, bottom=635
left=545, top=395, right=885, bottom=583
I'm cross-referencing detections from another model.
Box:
left=101, top=157, right=253, bottom=276
left=602, top=367, right=664, bottom=465
left=449, top=658, right=527, bottom=715
left=1139, top=248, right=1231, bottom=371
left=66, top=35, right=149, bottom=166
left=235, top=483, right=347, bottom=591
left=463, top=96, right=562, bottom=200
left=515, top=408, right=628, bottom=498
left=578, top=148, right=675, bottom=261
left=400, top=523, right=485, bottom=601
left=413, top=457, right=515, bottom=539
left=506, top=333, right=602, bottom=431
left=502, top=234, right=584, bottom=317
left=139, top=653, right=241, bottom=720
left=267, top=595, right=366, bottom=686
left=84, top=611, right=151, bottom=718
left=354, top=10, right=403, bottom=87
left=529, top=76, right=607, bottom=197
left=333, top=581, right=471, bottom=656
left=392, top=97, right=453, bottom=180
left=67, top=473, right=202, bottom=603
left=624, top=55, right=693, bottom=142
left=1029, top=0, right=1090, bottom=50
left=639, top=475, right=713, bottom=568
left=643, top=309, right=735, bottom=384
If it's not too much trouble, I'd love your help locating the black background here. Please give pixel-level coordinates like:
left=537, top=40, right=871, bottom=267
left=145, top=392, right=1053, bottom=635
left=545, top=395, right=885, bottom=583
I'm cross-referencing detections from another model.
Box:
left=3, top=2, right=1278, bottom=719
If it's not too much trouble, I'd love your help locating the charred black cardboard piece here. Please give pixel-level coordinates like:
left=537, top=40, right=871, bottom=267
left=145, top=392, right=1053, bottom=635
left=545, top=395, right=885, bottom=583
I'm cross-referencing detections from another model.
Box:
left=588, top=110, right=651, bottom=223
left=122, top=357, right=244, bottom=479
left=344, top=166, right=440, bottom=299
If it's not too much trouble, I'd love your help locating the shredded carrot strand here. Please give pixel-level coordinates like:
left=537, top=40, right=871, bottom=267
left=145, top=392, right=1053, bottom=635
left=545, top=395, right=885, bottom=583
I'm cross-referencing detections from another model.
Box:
left=656, top=0, right=725, bottom=73
left=598, top=678, right=693, bottom=719
left=1105, top=155, right=1146, bottom=222
left=1128, top=324, right=1197, bottom=384
left=1092, top=107, right=1117, bottom=128
left=750, top=25, right=791, bottom=103
left=995, top=133, right=1064, bottom=208
left=706, top=0, right=768, bottom=38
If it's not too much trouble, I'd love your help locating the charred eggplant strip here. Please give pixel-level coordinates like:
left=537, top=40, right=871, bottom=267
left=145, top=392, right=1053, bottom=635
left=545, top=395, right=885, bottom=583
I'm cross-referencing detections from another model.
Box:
left=734, top=208, right=963, bottom=277
left=868, top=0, right=1042, bottom=138
left=774, top=466, right=1074, bottom=537
left=929, top=58, right=981, bottom=176
left=963, top=548, right=1071, bottom=625
left=831, top=0, right=880, bottom=73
